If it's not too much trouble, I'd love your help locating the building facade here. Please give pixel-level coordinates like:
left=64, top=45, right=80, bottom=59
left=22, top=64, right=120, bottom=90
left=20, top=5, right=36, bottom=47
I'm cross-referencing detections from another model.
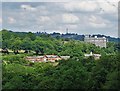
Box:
left=84, top=35, right=107, bottom=48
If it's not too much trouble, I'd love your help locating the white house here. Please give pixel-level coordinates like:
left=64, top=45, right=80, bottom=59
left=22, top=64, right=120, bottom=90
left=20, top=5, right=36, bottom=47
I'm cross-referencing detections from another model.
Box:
left=84, top=52, right=101, bottom=60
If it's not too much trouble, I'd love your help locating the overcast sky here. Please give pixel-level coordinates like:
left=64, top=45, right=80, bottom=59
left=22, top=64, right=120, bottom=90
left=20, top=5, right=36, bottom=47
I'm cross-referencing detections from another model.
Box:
left=1, top=0, right=119, bottom=37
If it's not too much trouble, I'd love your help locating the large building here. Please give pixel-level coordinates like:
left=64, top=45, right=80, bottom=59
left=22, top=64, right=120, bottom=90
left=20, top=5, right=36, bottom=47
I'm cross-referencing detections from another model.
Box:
left=84, top=35, right=107, bottom=48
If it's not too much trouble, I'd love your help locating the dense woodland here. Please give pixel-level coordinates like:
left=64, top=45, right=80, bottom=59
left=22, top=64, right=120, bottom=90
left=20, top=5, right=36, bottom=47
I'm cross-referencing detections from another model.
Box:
left=1, top=29, right=120, bottom=90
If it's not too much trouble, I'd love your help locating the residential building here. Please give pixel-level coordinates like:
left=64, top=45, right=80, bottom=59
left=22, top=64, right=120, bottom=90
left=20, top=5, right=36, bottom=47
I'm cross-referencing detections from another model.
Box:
left=26, top=55, right=70, bottom=63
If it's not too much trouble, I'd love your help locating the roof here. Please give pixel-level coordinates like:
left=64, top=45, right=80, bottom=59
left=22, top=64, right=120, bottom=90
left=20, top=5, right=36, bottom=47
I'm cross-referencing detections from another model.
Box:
left=45, top=55, right=59, bottom=58
left=84, top=54, right=101, bottom=57
left=26, top=56, right=44, bottom=59
left=93, top=54, right=101, bottom=57
left=36, top=56, right=44, bottom=58
left=26, top=55, right=70, bottom=60
left=60, top=56, right=70, bottom=59
left=84, top=54, right=92, bottom=57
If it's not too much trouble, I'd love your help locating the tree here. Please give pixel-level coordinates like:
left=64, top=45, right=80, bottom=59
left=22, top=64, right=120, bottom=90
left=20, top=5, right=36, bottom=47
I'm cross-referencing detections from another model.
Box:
left=26, top=32, right=36, bottom=41
left=21, top=37, right=32, bottom=53
left=103, top=70, right=120, bottom=90
left=11, top=37, right=22, bottom=54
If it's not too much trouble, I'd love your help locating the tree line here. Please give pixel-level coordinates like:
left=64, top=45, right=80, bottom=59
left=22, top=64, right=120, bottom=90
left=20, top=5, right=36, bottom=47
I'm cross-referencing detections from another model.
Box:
left=1, top=29, right=118, bottom=56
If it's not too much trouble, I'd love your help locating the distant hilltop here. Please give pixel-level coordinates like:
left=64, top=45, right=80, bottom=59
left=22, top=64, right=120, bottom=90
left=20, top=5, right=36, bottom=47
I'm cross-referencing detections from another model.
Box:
left=1, top=29, right=120, bottom=42
left=35, top=32, right=120, bottom=43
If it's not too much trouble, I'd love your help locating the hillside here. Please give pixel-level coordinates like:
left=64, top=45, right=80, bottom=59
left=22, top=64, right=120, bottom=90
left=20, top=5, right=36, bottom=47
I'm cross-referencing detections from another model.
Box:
left=36, top=32, right=120, bottom=42
left=1, top=29, right=119, bottom=42
left=1, top=29, right=119, bottom=55
left=1, top=29, right=120, bottom=90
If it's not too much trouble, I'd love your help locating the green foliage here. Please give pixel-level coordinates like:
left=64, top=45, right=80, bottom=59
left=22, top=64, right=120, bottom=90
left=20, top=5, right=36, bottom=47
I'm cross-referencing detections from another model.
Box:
left=2, top=54, right=119, bottom=90
left=1, top=30, right=119, bottom=90
left=103, top=70, right=119, bottom=89
left=2, top=63, right=35, bottom=89
left=89, top=54, right=120, bottom=90
left=1, top=30, right=116, bottom=55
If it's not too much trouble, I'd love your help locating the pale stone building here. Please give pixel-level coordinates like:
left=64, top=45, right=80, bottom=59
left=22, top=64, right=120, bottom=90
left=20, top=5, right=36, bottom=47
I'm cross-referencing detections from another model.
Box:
left=84, top=35, right=107, bottom=48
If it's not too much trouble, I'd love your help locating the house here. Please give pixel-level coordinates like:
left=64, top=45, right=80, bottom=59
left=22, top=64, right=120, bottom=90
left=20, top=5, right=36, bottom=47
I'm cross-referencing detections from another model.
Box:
left=45, top=55, right=61, bottom=62
left=26, top=56, right=45, bottom=62
left=26, top=55, right=70, bottom=63
left=84, top=52, right=101, bottom=60
left=60, top=56, right=70, bottom=60
left=84, top=35, right=107, bottom=48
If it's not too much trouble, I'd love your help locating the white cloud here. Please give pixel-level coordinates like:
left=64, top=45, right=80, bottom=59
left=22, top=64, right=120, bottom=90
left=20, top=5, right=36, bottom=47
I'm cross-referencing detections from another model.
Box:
left=63, top=1, right=98, bottom=12
left=21, top=4, right=37, bottom=11
left=2, top=2, right=118, bottom=37
left=65, top=24, right=78, bottom=29
left=8, top=17, right=16, bottom=24
left=63, top=1, right=118, bottom=14
left=89, top=22, right=106, bottom=28
left=98, top=2, right=117, bottom=14
left=62, top=14, right=79, bottom=23
left=88, top=15, right=110, bottom=28
left=35, top=5, right=50, bottom=15
left=37, top=16, right=51, bottom=23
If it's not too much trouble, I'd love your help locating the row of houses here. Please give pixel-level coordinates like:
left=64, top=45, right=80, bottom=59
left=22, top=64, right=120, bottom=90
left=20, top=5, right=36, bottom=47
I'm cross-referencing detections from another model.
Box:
left=26, top=55, right=70, bottom=63
left=26, top=52, right=101, bottom=63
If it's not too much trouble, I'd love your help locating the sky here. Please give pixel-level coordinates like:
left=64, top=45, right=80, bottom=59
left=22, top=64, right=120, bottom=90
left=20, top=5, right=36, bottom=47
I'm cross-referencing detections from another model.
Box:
left=1, top=0, right=120, bottom=38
